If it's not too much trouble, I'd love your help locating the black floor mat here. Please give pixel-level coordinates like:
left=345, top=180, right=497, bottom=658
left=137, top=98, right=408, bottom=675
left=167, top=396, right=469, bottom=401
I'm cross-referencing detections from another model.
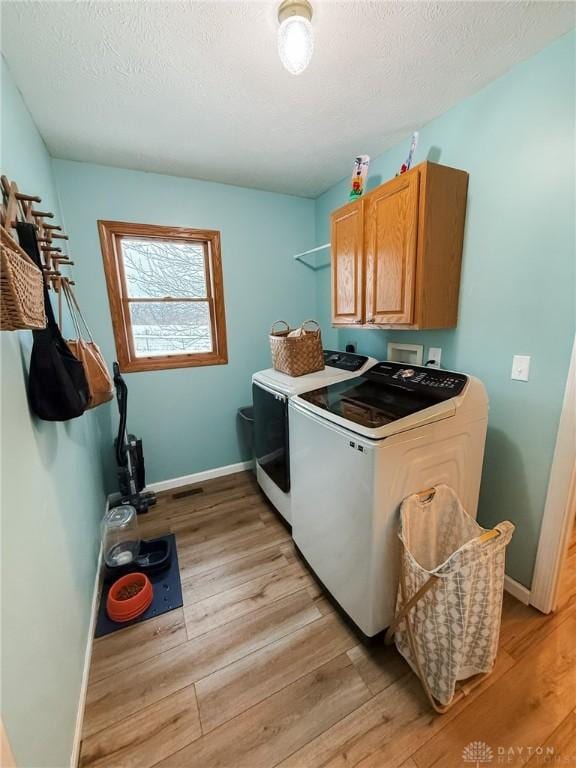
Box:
left=95, top=534, right=183, bottom=638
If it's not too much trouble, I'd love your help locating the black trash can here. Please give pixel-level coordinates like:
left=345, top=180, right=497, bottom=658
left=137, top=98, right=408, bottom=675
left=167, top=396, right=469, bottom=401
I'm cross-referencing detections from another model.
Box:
left=237, top=406, right=255, bottom=466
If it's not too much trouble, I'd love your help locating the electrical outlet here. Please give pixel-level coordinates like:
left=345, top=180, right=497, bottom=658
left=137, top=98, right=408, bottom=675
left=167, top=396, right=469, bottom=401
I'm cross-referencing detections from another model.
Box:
left=428, top=347, right=442, bottom=369
left=511, top=355, right=531, bottom=381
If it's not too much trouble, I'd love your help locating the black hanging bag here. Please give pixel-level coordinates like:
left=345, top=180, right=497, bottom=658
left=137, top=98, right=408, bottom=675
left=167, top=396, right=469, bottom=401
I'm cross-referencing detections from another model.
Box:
left=16, top=222, right=89, bottom=421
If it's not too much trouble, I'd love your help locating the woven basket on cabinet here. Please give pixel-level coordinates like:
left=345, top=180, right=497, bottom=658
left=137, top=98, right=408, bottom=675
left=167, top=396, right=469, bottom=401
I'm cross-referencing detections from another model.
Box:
left=269, top=320, right=324, bottom=377
left=0, top=225, right=46, bottom=331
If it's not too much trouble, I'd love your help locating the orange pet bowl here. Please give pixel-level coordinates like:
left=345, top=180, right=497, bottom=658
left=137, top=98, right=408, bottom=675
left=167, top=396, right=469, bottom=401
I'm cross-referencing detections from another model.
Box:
left=106, top=572, right=153, bottom=623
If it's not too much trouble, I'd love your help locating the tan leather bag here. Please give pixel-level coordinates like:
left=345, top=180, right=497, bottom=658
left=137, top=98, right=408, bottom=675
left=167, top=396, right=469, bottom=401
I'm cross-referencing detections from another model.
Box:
left=67, top=338, right=114, bottom=408
left=63, top=282, right=114, bottom=408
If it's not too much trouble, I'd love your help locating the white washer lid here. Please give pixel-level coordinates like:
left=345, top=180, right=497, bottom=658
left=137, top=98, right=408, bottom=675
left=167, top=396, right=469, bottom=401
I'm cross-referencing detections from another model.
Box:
left=289, top=394, right=457, bottom=440
left=252, top=357, right=377, bottom=397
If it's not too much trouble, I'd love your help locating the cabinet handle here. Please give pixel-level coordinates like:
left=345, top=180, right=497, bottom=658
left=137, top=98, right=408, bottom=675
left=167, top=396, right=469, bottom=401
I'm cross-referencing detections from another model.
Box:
left=367, top=318, right=375, bottom=323
left=352, top=319, right=362, bottom=324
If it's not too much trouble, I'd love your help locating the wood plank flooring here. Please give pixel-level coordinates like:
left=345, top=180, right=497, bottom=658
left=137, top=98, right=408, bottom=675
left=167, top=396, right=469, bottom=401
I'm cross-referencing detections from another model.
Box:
left=79, top=471, right=576, bottom=768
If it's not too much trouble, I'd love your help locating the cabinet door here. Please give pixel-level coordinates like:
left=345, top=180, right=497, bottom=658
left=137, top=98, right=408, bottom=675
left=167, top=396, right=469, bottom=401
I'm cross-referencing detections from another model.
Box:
left=365, top=171, right=419, bottom=324
left=331, top=199, right=364, bottom=325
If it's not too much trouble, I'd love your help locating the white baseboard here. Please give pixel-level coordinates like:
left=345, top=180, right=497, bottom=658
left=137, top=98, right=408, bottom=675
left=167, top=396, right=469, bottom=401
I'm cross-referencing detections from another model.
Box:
left=504, top=574, right=531, bottom=605
left=70, top=524, right=104, bottom=766
left=146, top=460, right=254, bottom=494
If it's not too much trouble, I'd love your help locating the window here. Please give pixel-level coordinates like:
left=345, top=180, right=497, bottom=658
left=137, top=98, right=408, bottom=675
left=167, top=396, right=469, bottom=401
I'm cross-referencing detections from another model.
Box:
left=99, top=220, right=227, bottom=372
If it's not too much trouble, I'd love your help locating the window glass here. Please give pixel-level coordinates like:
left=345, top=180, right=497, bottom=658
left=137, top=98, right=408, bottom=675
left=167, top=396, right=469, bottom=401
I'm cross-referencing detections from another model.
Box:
left=121, top=238, right=207, bottom=299
left=129, top=301, right=212, bottom=357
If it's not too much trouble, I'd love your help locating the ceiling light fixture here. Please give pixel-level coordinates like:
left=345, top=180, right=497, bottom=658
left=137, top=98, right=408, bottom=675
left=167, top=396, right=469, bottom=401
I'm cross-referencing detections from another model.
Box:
left=277, top=0, right=314, bottom=75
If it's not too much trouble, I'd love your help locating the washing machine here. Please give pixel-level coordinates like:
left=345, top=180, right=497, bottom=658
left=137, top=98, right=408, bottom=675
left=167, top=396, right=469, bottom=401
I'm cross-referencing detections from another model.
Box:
left=289, top=360, right=488, bottom=638
left=252, top=350, right=377, bottom=523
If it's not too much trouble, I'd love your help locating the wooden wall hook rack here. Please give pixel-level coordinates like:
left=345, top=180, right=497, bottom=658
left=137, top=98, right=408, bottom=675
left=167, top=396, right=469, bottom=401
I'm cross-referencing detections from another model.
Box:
left=31, top=210, right=54, bottom=219
left=15, top=192, right=42, bottom=203
left=1, top=173, right=77, bottom=315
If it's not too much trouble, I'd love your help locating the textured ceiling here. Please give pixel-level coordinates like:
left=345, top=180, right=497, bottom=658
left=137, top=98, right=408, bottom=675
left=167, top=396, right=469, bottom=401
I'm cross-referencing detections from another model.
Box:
left=1, top=1, right=574, bottom=197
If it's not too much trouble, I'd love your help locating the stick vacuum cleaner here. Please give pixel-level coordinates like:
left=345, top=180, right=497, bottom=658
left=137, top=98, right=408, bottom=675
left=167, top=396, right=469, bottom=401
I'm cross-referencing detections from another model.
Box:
left=111, top=362, right=157, bottom=514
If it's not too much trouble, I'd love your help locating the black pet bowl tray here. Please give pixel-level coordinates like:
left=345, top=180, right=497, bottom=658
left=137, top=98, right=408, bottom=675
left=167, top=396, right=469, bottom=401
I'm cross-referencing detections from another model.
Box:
left=95, top=533, right=183, bottom=638
left=103, top=537, right=172, bottom=583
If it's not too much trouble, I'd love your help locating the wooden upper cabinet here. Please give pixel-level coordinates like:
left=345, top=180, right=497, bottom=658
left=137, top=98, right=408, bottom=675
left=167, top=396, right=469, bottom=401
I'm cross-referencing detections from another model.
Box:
left=331, top=199, right=365, bottom=325
left=329, top=161, right=469, bottom=330
left=365, top=171, right=419, bottom=325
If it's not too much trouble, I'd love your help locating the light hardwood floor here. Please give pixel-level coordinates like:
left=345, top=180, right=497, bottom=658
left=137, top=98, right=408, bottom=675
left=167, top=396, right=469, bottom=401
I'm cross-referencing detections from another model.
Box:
left=79, top=472, right=576, bottom=768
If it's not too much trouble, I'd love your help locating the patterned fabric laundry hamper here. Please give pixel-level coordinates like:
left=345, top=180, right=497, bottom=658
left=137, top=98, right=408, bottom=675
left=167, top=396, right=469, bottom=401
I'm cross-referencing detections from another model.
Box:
left=385, top=484, right=515, bottom=713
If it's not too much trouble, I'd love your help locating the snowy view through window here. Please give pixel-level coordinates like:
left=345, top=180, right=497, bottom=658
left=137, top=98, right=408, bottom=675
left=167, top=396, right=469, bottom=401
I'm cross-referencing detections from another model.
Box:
left=121, top=238, right=213, bottom=357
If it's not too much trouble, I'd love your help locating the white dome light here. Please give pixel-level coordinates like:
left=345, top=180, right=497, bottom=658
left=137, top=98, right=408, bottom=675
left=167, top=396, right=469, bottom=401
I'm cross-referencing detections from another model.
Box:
left=277, top=0, right=314, bottom=76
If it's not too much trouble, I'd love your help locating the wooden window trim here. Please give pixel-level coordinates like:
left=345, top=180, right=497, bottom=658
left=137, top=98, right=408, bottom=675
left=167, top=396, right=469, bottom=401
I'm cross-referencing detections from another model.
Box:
left=98, top=220, right=228, bottom=373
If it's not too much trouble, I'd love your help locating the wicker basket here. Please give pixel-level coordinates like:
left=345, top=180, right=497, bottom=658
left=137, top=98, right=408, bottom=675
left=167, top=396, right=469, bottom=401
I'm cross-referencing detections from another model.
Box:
left=269, top=320, right=324, bottom=377
left=0, top=226, right=46, bottom=331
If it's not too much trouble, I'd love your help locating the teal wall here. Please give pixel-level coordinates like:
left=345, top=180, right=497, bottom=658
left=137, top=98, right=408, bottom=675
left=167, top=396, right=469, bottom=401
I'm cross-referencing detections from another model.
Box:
left=1, top=58, right=107, bottom=767
left=52, top=161, right=316, bottom=485
left=314, top=31, right=576, bottom=588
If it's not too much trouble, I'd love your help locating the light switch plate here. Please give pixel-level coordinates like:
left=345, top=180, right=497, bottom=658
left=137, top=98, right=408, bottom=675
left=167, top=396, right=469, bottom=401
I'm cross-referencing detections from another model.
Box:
left=428, top=347, right=442, bottom=369
left=511, top=355, right=531, bottom=381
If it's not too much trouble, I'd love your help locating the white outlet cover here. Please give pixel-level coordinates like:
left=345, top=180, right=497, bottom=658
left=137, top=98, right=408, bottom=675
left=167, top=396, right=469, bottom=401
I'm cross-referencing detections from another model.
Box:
left=511, top=355, right=531, bottom=381
left=428, top=347, right=442, bottom=369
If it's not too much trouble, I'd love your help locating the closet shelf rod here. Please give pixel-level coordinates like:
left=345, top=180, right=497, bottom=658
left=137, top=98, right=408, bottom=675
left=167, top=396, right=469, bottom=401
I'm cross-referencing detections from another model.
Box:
left=292, top=242, right=330, bottom=261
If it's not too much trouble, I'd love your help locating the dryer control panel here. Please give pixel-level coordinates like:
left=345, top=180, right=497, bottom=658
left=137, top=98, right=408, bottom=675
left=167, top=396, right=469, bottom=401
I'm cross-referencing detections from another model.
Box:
left=366, top=361, right=468, bottom=399
left=323, top=349, right=369, bottom=372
